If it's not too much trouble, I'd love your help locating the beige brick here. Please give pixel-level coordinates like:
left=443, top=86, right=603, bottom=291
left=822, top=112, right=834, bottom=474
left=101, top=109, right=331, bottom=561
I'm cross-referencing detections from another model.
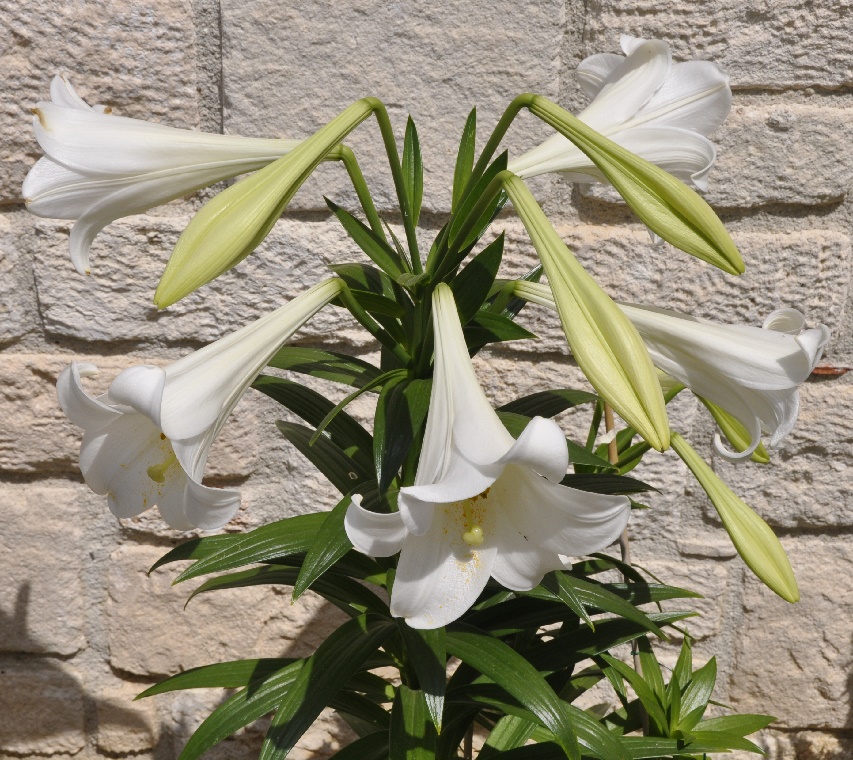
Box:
left=30, top=214, right=372, bottom=348
left=107, top=544, right=348, bottom=676
left=220, top=0, right=563, bottom=213
left=95, top=682, right=160, bottom=754
left=0, top=485, right=86, bottom=655
left=0, top=213, right=35, bottom=344
left=728, top=536, right=853, bottom=728
left=0, top=353, right=257, bottom=479
left=0, top=664, right=86, bottom=755
left=1, top=0, right=201, bottom=203
left=714, top=380, right=853, bottom=528
left=583, top=2, right=853, bottom=88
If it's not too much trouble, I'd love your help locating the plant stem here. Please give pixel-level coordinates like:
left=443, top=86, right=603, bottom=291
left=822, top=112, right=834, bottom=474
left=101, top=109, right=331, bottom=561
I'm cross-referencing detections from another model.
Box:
left=604, top=401, right=649, bottom=736
left=338, top=145, right=387, bottom=242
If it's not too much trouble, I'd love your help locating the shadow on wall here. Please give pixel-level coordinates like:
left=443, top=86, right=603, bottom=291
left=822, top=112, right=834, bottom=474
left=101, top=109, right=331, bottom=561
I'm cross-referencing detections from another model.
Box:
left=0, top=584, right=355, bottom=760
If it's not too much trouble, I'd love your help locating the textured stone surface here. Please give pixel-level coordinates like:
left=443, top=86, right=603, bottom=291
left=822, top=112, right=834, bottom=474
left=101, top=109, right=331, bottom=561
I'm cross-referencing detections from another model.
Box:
left=221, top=0, right=563, bottom=213
left=0, top=485, right=86, bottom=655
left=0, top=353, right=258, bottom=479
left=0, top=212, right=34, bottom=345
left=30, top=214, right=372, bottom=347
left=95, top=682, right=160, bottom=753
left=0, top=0, right=201, bottom=204
left=728, top=536, right=853, bottom=728
left=0, top=664, right=86, bottom=755
left=583, top=1, right=853, bottom=89
left=714, top=379, right=853, bottom=528
left=107, top=543, right=348, bottom=676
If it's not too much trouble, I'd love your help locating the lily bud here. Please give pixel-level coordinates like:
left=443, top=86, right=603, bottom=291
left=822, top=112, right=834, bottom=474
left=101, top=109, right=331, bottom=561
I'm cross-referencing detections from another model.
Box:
left=671, top=432, right=799, bottom=603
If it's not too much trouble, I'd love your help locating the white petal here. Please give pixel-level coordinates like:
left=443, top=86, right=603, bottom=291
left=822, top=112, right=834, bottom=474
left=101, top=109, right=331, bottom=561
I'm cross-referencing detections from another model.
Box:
left=578, top=39, right=672, bottom=133
left=108, top=365, right=166, bottom=428
left=160, top=278, right=342, bottom=442
left=177, top=479, right=242, bottom=531
left=496, top=416, right=568, bottom=482
left=49, top=75, right=93, bottom=111
left=344, top=496, right=408, bottom=557
left=391, top=504, right=498, bottom=629
left=57, top=362, right=120, bottom=429
left=620, top=35, right=647, bottom=55
left=33, top=102, right=298, bottom=177
left=625, top=60, right=732, bottom=135
left=763, top=308, right=805, bottom=335
left=576, top=53, right=625, bottom=99
left=23, top=158, right=95, bottom=218
left=489, top=467, right=630, bottom=590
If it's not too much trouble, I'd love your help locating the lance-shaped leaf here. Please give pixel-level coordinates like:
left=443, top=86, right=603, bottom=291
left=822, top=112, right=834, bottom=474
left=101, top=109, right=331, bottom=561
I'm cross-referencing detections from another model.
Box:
left=156, top=98, right=379, bottom=306
left=524, top=94, right=743, bottom=275
left=505, top=178, right=668, bottom=451
left=671, top=432, right=799, bottom=602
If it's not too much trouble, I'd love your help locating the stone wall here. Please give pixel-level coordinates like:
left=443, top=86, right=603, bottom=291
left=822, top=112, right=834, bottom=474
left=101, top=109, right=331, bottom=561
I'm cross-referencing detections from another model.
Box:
left=1, top=1, right=851, bottom=758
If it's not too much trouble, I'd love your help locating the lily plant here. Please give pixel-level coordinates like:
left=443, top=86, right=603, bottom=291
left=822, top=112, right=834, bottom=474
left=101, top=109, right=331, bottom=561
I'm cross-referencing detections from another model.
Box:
left=32, top=34, right=826, bottom=760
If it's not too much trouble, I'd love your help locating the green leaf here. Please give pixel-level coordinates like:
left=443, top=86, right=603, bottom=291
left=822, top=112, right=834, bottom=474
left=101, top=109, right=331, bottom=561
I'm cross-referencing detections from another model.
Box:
left=252, top=375, right=374, bottom=473
left=266, top=346, right=382, bottom=389
left=327, top=197, right=405, bottom=276
left=293, top=495, right=353, bottom=600
left=539, top=572, right=595, bottom=629
left=258, top=615, right=395, bottom=760
left=328, top=732, right=389, bottom=760
left=600, top=655, right=668, bottom=733
left=448, top=152, right=508, bottom=254
left=390, top=685, right=438, bottom=760
left=694, top=713, right=775, bottom=736
left=187, top=566, right=390, bottom=618
left=559, top=474, right=656, bottom=495
left=174, top=512, right=326, bottom=583
left=446, top=627, right=581, bottom=760
left=149, top=534, right=237, bottom=574
left=374, top=376, right=432, bottom=493
left=452, top=108, right=476, bottom=213
left=396, top=271, right=432, bottom=289
left=137, top=658, right=296, bottom=698
left=344, top=288, right=407, bottom=319
left=308, top=369, right=404, bottom=447
left=678, top=657, right=716, bottom=728
left=671, top=431, right=799, bottom=602
left=672, top=638, right=693, bottom=691
left=555, top=574, right=666, bottom=637
left=634, top=637, right=665, bottom=704
left=402, top=117, right=424, bottom=228
left=451, top=234, right=505, bottom=324
left=464, top=310, right=535, bottom=349
left=498, top=388, right=598, bottom=418
left=479, top=716, right=538, bottom=759
left=330, top=261, right=398, bottom=297
left=397, top=622, right=446, bottom=732
left=277, top=421, right=374, bottom=494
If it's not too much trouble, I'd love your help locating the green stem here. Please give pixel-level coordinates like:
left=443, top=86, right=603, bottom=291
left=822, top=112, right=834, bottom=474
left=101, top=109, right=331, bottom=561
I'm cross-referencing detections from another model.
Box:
left=338, top=285, right=412, bottom=367
left=368, top=100, right=423, bottom=274
left=338, top=145, right=387, bottom=242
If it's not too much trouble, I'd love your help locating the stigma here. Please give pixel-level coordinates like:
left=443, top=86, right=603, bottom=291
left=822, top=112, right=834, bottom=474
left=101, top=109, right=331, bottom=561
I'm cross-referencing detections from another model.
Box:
left=147, top=452, right=178, bottom=483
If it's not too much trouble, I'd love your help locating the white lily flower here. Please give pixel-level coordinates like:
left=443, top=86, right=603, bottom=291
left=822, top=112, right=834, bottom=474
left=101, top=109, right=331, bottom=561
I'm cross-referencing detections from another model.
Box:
left=57, top=278, right=343, bottom=530
left=509, top=35, right=731, bottom=191
left=514, top=281, right=829, bottom=462
left=619, top=304, right=830, bottom=461
left=23, top=75, right=300, bottom=275
left=344, top=284, right=630, bottom=629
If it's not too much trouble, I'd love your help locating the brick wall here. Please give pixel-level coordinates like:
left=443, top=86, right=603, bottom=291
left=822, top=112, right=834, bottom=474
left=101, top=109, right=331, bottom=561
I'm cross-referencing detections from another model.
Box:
left=1, top=1, right=850, bottom=758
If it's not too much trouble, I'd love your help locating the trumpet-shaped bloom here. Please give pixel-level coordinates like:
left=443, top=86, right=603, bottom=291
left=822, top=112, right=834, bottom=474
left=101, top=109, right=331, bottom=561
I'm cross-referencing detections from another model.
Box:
left=513, top=281, right=829, bottom=462
left=57, top=278, right=343, bottom=530
left=509, top=35, right=731, bottom=191
left=23, top=75, right=300, bottom=275
left=619, top=304, right=830, bottom=461
left=344, top=284, right=630, bottom=629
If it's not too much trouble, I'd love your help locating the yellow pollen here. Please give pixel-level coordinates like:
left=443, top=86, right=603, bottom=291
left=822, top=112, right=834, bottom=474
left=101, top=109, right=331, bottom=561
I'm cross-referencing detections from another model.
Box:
left=462, top=525, right=484, bottom=547
left=147, top=452, right=178, bottom=483
left=460, top=490, right=489, bottom=547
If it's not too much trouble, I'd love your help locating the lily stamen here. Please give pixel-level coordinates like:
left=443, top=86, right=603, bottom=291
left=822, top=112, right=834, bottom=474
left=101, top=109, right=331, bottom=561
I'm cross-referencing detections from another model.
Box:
left=147, top=452, right=178, bottom=484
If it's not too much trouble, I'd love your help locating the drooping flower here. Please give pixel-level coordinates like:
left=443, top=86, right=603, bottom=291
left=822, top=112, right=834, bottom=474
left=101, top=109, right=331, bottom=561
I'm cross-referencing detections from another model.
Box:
left=57, top=278, right=343, bottom=530
left=509, top=35, right=731, bottom=191
left=23, top=75, right=300, bottom=275
left=513, top=281, right=830, bottom=462
left=619, top=303, right=829, bottom=461
left=344, top=284, right=630, bottom=629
